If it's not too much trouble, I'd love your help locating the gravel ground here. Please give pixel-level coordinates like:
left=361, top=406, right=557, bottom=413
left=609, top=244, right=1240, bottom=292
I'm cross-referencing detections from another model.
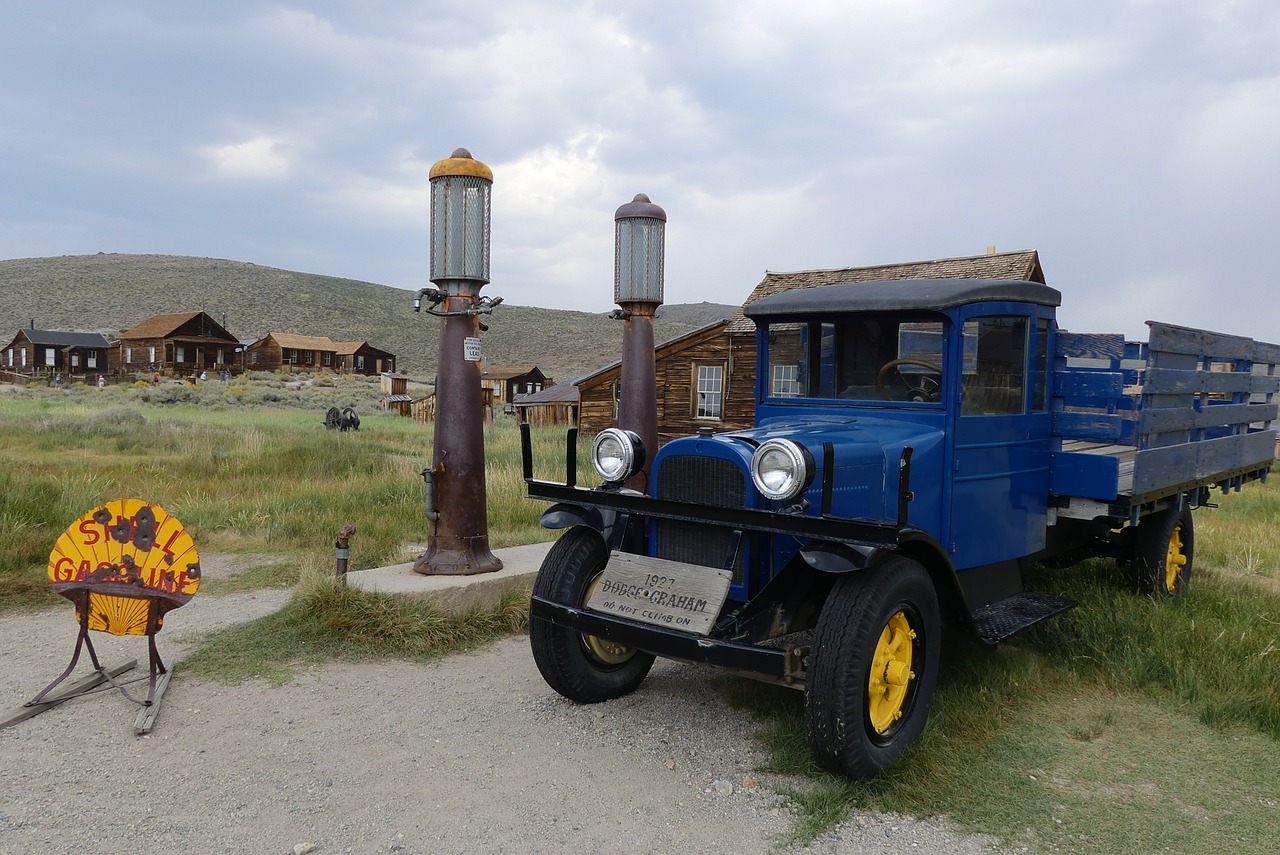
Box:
left=0, top=586, right=1021, bottom=855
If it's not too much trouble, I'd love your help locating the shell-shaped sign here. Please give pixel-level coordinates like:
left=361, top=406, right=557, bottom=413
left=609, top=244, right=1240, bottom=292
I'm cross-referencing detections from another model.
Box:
left=48, top=500, right=201, bottom=636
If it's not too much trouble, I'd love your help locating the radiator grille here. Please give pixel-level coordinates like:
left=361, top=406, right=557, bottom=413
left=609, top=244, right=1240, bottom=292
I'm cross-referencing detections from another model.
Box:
left=655, top=455, right=748, bottom=583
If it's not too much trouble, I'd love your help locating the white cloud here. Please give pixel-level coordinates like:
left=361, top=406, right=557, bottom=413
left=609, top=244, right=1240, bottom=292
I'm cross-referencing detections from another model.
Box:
left=200, top=135, right=295, bottom=180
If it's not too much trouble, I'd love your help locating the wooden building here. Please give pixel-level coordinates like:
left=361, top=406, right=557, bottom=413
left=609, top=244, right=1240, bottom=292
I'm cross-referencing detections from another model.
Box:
left=116, top=312, right=241, bottom=376
left=333, top=341, right=396, bottom=376
left=482, top=365, right=551, bottom=407
left=2, top=328, right=112, bottom=378
left=245, top=333, right=340, bottom=372
left=576, top=320, right=742, bottom=445
left=380, top=373, right=413, bottom=416
left=514, top=381, right=580, bottom=428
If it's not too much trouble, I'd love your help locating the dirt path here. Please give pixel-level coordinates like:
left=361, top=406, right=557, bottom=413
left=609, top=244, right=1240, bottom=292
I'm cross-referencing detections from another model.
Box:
left=0, top=591, right=1015, bottom=855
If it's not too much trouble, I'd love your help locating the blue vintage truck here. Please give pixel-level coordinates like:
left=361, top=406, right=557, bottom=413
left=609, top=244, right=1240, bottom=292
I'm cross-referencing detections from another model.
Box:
left=520, top=278, right=1279, bottom=779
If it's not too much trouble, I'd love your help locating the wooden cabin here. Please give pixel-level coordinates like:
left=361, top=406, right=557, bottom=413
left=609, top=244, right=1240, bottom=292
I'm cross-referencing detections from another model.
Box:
left=514, top=381, right=580, bottom=428
left=245, top=333, right=340, bottom=373
left=2, top=329, right=112, bottom=378
left=381, top=373, right=413, bottom=415
left=116, top=312, right=241, bottom=376
left=333, top=341, right=396, bottom=376
left=482, top=365, right=551, bottom=408
left=577, top=320, right=742, bottom=445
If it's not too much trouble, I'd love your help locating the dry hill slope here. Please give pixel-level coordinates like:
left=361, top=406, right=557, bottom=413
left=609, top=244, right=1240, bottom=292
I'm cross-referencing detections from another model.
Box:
left=0, top=254, right=740, bottom=379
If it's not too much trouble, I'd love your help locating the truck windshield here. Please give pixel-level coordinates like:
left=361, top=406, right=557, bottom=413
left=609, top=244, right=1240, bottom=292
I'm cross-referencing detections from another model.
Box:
left=765, top=316, right=946, bottom=403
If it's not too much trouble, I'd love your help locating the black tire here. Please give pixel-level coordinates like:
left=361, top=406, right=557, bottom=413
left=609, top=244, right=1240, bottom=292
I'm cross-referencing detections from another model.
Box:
left=529, top=527, right=656, bottom=703
left=1134, top=505, right=1194, bottom=598
left=805, top=556, right=941, bottom=780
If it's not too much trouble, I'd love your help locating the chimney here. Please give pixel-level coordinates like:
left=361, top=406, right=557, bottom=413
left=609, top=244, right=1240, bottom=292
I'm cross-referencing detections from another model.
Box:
left=985, top=245, right=997, bottom=256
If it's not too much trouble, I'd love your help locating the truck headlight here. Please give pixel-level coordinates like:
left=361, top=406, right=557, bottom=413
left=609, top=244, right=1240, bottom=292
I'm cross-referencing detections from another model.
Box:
left=591, top=428, right=645, bottom=484
left=751, top=439, right=814, bottom=501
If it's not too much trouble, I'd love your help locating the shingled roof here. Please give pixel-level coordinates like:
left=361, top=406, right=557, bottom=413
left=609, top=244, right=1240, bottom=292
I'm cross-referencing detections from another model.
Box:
left=724, top=249, right=1045, bottom=335
left=118, top=312, right=203, bottom=339
left=267, top=333, right=338, bottom=350
left=19, top=329, right=111, bottom=348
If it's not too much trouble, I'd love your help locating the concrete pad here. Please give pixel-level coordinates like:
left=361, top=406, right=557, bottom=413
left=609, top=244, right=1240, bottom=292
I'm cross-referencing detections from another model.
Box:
left=345, top=540, right=555, bottom=615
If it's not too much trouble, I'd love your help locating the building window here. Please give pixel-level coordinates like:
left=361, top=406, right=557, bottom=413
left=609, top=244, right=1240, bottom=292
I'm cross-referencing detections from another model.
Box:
left=149, top=346, right=157, bottom=364
left=6, top=348, right=12, bottom=367
left=176, top=346, right=186, bottom=363
left=695, top=364, right=724, bottom=419
left=772, top=364, right=800, bottom=397
left=323, top=352, right=332, bottom=366
left=217, top=349, right=225, bottom=366
left=250, top=351, right=259, bottom=364
left=21, top=349, right=27, bottom=367
left=45, top=347, right=56, bottom=367
left=356, top=355, right=365, bottom=370
left=125, top=347, right=132, bottom=365
left=71, top=354, right=81, bottom=368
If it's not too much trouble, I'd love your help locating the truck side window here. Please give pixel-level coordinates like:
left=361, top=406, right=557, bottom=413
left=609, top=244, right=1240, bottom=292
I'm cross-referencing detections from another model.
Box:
left=1032, top=318, right=1050, bottom=412
left=961, top=317, right=1028, bottom=415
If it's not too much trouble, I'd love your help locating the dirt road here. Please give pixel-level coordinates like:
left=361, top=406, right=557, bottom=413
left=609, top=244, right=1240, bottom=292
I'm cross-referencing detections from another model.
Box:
left=0, top=589, right=1013, bottom=855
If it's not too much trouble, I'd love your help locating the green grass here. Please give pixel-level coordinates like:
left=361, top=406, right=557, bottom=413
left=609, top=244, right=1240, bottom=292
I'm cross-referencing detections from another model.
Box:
left=0, top=386, right=589, bottom=614
left=181, top=573, right=529, bottom=684
left=725, top=479, right=1280, bottom=852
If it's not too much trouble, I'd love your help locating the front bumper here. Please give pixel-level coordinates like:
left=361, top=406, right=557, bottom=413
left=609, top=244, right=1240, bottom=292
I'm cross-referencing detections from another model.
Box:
left=530, top=593, right=800, bottom=684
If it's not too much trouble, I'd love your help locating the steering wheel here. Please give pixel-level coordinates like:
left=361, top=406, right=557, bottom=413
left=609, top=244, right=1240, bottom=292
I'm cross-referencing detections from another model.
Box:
left=875, top=358, right=943, bottom=402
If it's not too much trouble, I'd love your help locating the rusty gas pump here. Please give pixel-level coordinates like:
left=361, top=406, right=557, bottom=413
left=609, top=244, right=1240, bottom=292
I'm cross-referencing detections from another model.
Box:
left=412, top=149, right=503, bottom=575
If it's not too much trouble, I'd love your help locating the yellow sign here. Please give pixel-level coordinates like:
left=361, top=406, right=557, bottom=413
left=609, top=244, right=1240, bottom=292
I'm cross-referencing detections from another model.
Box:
left=47, top=500, right=201, bottom=635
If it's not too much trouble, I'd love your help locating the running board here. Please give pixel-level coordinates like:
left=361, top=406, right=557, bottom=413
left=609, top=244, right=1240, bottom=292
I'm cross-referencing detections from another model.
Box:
left=972, top=593, right=1077, bottom=645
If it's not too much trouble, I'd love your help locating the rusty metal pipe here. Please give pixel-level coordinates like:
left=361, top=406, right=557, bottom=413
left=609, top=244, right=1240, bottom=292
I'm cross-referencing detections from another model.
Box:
left=335, top=524, right=356, bottom=585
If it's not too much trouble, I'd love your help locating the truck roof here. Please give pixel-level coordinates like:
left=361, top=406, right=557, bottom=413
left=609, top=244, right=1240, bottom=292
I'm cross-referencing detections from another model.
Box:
left=743, top=277, right=1062, bottom=319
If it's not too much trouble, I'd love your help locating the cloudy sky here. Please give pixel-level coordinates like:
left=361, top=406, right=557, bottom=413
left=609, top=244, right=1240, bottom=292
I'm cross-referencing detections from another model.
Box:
left=2, top=1, right=1277, bottom=342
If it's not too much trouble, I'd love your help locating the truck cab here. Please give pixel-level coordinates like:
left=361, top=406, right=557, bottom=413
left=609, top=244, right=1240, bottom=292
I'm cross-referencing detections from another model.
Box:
left=522, top=276, right=1277, bottom=780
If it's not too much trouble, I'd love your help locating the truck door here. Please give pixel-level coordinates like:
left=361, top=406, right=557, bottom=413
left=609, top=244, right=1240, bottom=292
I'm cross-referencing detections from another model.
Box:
left=949, top=314, right=1052, bottom=569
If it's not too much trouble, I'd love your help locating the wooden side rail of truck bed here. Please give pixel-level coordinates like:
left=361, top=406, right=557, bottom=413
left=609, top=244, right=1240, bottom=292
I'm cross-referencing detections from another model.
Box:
left=1049, top=321, right=1279, bottom=512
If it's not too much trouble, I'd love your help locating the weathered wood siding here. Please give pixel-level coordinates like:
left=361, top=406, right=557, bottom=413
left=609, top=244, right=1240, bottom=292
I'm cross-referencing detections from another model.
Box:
left=577, top=326, right=758, bottom=446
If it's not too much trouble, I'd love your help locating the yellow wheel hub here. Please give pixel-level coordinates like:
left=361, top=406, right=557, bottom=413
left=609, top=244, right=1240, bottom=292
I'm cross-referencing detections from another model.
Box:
left=868, top=610, right=917, bottom=734
left=581, top=574, right=636, bottom=666
left=1165, top=525, right=1188, bottom=593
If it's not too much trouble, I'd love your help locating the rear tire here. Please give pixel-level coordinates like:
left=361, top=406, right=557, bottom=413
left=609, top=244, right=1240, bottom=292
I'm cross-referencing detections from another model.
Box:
left=1134, top=505, right=1194, bottom=598
left=805, top=556, right=941, bottom=780
left=529, top=527, right=655, bottom=703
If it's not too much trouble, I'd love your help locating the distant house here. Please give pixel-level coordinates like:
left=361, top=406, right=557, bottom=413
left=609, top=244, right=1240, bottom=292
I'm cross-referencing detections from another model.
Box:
left=2, top=328, right=113, bottom=377
left=333, top=341, right=396, bottom=376
left=483, top=365, right=551, bottom=408
left=245, top=333, right=340, bottom=372
left=513, top=380, right=580, bottom=428
left=116, top=312, right=241, bottom=376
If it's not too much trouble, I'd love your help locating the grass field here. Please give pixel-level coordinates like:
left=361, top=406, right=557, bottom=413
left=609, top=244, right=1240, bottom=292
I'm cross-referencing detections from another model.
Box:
left=0, top=381, right=587, bottom=613
left=2, top=385, right=1277, bottom=852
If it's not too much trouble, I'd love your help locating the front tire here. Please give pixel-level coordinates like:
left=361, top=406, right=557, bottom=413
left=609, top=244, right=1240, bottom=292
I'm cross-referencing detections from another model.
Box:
left=530, top=527, right=655, bottom=703
left=1134, top=505, right=1194, bottom=598
left=805, top=556, right=941, bottom=780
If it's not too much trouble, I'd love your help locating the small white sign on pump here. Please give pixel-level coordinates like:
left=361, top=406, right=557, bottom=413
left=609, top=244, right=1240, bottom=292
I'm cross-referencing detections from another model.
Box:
left=463, top=337, right=482, bottom=362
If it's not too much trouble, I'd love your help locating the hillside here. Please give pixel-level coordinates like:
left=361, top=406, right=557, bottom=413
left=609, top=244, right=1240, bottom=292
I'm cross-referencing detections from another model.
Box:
left=0, top=254, right=740, bottom=380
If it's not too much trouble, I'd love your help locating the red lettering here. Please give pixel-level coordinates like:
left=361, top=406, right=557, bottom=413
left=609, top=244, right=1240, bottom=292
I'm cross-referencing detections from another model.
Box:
left=53, top=557, right=77, bottom=582
left=159, top=529, right=182, bottom=560
left=79, top=519, right=100, bottom=546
